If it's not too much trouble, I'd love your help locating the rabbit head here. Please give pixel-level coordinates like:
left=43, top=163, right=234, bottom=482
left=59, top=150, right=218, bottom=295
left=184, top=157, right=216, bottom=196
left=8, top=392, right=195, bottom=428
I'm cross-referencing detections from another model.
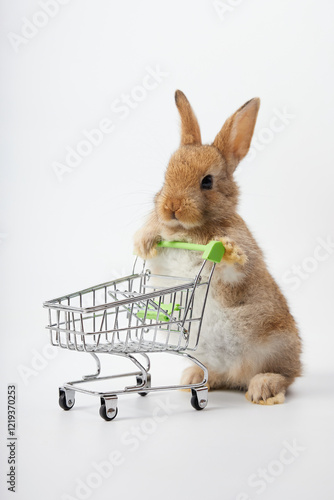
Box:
left=155, top=91, right=260, bottom=233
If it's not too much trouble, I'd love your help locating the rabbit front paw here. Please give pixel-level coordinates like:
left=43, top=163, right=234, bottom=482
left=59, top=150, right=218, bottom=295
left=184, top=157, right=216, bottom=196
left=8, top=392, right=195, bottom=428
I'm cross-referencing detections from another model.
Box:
left=134, top=230, right=160, bottom=260
left=245, top=373, right=287, bottom=405
left=219, top=237, right=247, bottom=266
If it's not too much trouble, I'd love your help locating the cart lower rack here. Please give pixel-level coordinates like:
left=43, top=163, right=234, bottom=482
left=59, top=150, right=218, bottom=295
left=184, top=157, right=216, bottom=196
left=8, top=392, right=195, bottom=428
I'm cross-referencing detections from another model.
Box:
left=43, top=240, right=225, bottom=420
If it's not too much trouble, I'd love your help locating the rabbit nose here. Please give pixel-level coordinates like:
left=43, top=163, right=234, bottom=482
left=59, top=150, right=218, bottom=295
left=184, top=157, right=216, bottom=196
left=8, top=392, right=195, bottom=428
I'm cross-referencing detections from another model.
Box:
left=165, top=199, right=181, bottom=218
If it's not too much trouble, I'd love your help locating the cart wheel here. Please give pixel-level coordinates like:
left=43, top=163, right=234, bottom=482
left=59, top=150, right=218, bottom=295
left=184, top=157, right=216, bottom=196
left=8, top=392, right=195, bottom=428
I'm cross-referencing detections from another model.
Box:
left=190, top=388, right=208, bottom=411
left=99, top=398, right=118, bottom=421
left=136, top=374, right=151, bottom=397
left=59, top=389, right=75, bottom=411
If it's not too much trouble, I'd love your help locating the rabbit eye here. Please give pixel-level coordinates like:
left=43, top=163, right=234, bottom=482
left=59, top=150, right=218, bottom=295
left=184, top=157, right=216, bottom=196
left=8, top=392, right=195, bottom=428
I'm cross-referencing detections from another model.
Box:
left=201, top=175, right=213, bottom=190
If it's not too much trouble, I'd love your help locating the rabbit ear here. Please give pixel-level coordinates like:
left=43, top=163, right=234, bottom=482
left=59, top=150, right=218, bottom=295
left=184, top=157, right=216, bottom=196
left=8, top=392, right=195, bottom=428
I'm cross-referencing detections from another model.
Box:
left=213, top=98, right=260, bottom=173
left=175, top=90, right=202, bottom=146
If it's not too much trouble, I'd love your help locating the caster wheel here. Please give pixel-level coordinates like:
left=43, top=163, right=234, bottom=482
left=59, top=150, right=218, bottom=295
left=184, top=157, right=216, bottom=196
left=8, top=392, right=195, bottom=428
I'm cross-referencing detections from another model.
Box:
left=59, top=389, right=75, bottom=411
left=99, top=401, right=118, bottom=421
left=190, top=389, right=208, bottom=411
left=136, top=374, right=151, bottom=397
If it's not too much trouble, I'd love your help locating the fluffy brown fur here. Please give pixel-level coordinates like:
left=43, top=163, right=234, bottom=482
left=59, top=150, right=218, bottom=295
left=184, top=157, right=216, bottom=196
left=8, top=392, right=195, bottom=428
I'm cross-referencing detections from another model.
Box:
left=134, top=90, right=302, bottom=405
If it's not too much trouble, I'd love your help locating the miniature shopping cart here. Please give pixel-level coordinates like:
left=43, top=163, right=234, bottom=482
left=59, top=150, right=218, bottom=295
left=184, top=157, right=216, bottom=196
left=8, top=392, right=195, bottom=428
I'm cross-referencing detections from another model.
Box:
left=43, top=240, right=225, bottom=421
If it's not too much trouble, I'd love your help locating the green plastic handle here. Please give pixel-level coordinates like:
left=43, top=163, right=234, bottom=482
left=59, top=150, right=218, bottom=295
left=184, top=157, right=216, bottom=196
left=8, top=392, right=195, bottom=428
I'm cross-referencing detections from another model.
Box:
left=157, top=240, right=225, bottom=263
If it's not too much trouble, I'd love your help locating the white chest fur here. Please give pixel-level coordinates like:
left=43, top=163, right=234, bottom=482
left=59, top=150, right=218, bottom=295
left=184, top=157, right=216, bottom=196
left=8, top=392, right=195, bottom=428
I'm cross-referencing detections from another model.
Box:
left=147, top=248, right=245, bottom=372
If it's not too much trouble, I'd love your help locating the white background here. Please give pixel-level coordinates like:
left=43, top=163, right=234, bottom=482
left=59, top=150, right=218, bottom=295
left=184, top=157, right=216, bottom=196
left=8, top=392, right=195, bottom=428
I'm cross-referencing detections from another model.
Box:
left=1, top=1, right=333, bottom=499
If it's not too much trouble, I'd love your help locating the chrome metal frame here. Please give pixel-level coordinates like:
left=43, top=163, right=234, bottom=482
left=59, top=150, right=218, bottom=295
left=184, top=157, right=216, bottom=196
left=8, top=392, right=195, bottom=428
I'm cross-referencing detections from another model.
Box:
left=44, top=259, right=215, bottom=419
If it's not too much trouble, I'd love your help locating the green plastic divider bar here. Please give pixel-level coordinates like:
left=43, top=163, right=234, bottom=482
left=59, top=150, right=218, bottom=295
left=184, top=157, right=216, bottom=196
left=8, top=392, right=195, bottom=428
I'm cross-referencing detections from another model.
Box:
left=137, top=310, right=170, bottom=321
left=137, top=302, right=180, bottom=322
left=157, top=240, right=225, bottom=263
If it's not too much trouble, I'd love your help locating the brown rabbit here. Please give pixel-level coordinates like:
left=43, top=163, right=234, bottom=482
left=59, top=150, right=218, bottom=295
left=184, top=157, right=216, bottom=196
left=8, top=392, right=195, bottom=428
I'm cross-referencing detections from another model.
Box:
left=134, top=90, right=302, bottom=405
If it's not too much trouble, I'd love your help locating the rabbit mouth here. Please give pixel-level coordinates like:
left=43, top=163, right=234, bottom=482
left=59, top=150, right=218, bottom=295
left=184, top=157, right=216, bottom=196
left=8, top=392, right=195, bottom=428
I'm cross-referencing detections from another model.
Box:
left=160, top=214, right=203, bottom=230
left=157, top=196, right=203, bottom=229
